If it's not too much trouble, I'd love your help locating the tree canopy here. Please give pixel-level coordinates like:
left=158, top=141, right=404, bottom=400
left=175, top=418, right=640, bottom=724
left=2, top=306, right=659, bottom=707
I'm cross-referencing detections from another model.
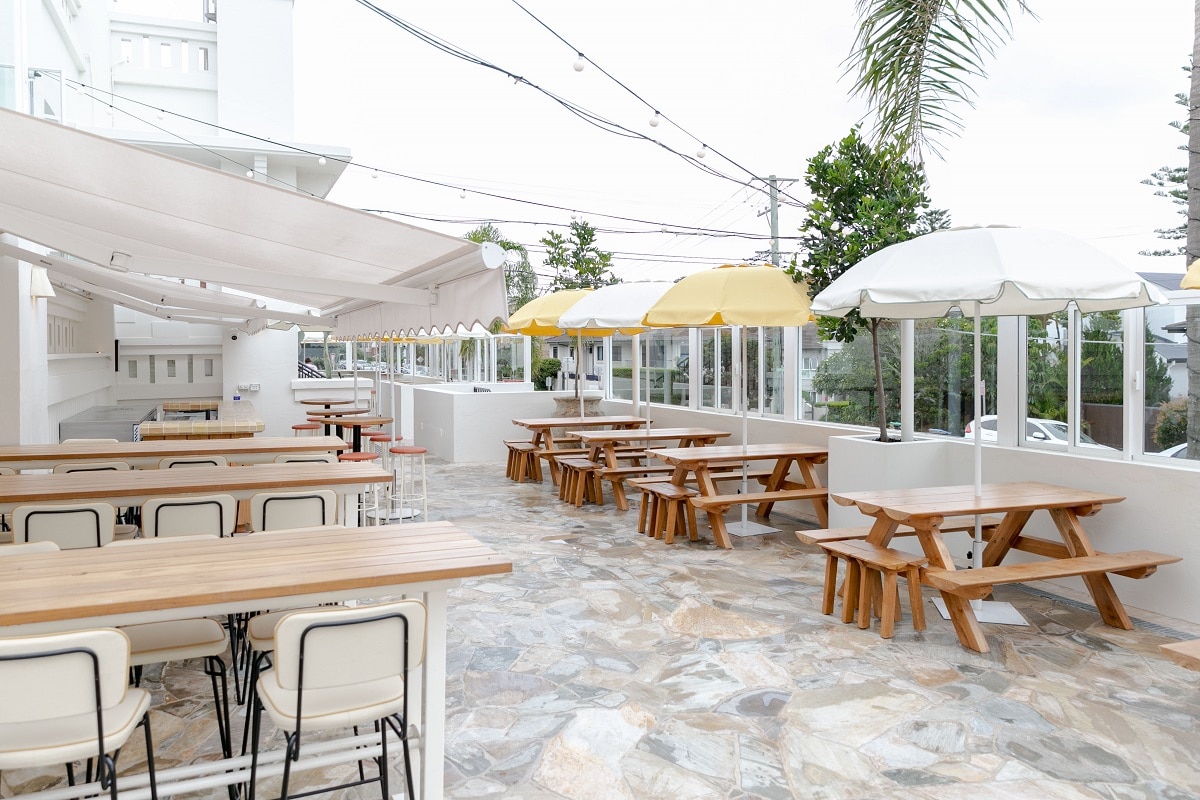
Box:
left=542, top=220, right=618, bottom=291
left=464, top=223, right=536, bottom=314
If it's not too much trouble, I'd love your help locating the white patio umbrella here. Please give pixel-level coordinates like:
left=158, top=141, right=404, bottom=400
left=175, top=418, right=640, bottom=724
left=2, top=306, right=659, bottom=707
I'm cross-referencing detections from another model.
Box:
left=643, top=265, right=814, bottom=536
left=556, top=281, right=675, bottom=424
left=811, top=225, right=1168, bottom=621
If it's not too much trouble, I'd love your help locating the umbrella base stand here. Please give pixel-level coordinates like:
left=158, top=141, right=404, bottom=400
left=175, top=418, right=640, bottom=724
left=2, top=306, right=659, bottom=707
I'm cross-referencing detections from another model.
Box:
left=365, top=507, right=421, bottom=522
left=726, top=519, right=779, bottom=537
left=932, top=598, right=1028, bottom=626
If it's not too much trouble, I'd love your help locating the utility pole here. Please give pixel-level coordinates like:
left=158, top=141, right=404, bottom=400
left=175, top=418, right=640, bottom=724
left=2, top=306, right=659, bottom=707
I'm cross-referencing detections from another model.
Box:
left=757, top=175, right=796, bottom=266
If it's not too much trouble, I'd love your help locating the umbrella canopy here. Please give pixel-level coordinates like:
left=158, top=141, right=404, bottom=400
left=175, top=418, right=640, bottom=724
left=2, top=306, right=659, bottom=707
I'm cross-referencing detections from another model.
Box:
left=642, top=264, right=814, bottom=328
left=557, top=281, right=675, bottom=332
left=1182, top=259, right=1200, bottom=290
left=811, top=226, right=1168, bottom=320
left=502, top=289, right=594, bottom=336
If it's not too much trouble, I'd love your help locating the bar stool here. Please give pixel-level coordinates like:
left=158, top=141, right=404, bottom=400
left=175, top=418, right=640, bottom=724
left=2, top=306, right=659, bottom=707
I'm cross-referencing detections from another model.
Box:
left=388, top=445, right=427, bottom=522
left=338, top=451, right=381, bottom=525
left=291, top=422, right=321, bottom=437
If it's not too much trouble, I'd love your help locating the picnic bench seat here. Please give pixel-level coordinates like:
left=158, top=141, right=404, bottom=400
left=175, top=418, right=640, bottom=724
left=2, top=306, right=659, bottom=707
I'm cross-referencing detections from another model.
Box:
left=921, top=549, right=1182, bottom=601
left=1160, top=639, right=1200, bottom=671
left=819, top=540, right=928, bottom=638
left=795, top=515, right=1005, bottom=545
left=556, top=457, right=605, bottom=507
left=635, top=482, right=699, bottom=543
left=690, top=487, right=828, bottom=516
left=503, top=440, right=541, bottom=482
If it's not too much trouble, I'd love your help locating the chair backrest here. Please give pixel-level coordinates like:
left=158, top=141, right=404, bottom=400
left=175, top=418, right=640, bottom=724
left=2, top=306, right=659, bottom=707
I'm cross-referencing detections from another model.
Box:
left=250, top=489, right=337, bottom=531
left=159, top=455, right=228, bottom=469
left=0, top=467, right=14, bottom=476
left=52, top=461, right=131, bottom=474
left=13, top=503, right=116, bottom=549
left=60, top=438, right=120, bottom=445
left=141, top=494, right=237, bottom=538
left=106, top=533, right=219, bottom=548
left=273, top=453, right=338, bottom=464
left=0, top=540, right=60, bottom=555
left=0, top=628, right=131, bottom=724
left=272, top=600, right=426, bottom=692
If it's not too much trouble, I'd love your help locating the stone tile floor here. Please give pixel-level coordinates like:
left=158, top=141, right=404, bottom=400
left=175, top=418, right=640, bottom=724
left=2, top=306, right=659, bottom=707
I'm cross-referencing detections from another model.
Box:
left=3, top=458, right=1199, bottom=799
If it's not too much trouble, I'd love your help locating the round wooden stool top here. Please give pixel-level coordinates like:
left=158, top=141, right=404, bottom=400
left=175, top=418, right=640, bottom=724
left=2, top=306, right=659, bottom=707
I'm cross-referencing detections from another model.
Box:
left=337, top=451, right=379, bottom=463
left=390, top=446, right=427, bottom=456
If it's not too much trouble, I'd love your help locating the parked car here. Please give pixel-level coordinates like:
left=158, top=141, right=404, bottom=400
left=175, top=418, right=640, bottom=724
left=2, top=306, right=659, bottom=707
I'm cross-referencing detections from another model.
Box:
left=1158, top=443, right=1189, bottom=459
left=963, top=415, right=1112, bottom=449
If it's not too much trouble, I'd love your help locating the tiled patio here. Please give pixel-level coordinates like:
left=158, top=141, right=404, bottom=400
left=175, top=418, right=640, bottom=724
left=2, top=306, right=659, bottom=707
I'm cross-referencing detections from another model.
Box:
left=4, top=458, right=1199, bottom=799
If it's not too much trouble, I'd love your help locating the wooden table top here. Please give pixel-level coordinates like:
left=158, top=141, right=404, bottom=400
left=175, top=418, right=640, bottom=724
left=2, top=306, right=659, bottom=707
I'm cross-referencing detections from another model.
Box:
left=512, top=415, right=648, bottom=430
left=329, top=416, right=393, bottom=428
left=569, top=427, right=731, bottom=444
left=299, top=398, right=355, bottom=406
left=831, top=481, right=1125, bottom=522
left=0, top=436, right=350, bottom=470
left=0, top=462, right=392, bottom=509
left=306, top=407, right=372, bottom=418
left=0, top=522, right=512, bottom=629
left=649, top=443, right=829, bottom=466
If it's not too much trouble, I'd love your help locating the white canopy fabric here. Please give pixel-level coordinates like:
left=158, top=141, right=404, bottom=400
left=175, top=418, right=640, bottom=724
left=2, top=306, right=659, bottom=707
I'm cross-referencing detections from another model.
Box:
left=810, top=226, right=1168, bottom=320
left=0, top=108, right=507, bottom=333
left=556, top=281, right=675, bottom=332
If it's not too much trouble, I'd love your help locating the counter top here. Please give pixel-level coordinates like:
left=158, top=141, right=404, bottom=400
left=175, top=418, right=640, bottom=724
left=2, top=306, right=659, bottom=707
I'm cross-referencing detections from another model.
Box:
left=139, top=399, right=265, bottom=439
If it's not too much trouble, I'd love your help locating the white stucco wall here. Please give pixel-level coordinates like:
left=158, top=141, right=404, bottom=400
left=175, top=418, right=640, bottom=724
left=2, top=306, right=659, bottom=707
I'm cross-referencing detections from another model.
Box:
left=221, top=328, right=300, bottom=437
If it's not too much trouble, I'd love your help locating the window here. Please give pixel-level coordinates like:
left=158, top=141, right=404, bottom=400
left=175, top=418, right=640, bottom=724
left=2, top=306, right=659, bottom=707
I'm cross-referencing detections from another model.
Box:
left=180, top=41, right=190, bottom=73
left=197, top=47, right=210, bottom=71
left=120, top=39, right=133, bottom=63
left=595, top=346, right=604, bottom=362
left=204, top=358, right=214, bottom=377
left=612, top=345, right=623, bottom=363
left=128, top=360, right=137, bottom=379
left=160, top=42, right=172, bottom=68
left=166, top=359, right=176, bottom=378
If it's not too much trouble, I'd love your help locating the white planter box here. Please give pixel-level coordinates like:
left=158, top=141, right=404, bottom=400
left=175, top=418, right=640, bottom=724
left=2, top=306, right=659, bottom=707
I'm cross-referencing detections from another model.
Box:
left=826, top=435, right=958, bottom=528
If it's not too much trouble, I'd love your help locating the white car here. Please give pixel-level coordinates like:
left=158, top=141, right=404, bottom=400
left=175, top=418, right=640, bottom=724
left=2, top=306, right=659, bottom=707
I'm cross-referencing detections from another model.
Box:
left=964, top=415, right=1109, bottom=448
left=1158, top=443, right=1189, bottom=459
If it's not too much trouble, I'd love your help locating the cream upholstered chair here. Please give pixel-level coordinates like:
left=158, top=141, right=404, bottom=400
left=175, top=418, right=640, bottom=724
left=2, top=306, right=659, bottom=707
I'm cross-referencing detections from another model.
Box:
left=13, top=502, right=116, bottom=549
left=0, top=467, right=13, bottom=543
left=107, top=536, right=233, bottom=767
left=249, top=489, right=337, bottom=532
left=247, top=600, right=427, bottom=800
left=158, top=455, right=229, bottom=469
left=0, top=628, right=158, bottom=800
left=0, top=540, right=60, bottom=555
left=52, top=462, right=139, bottom=538
left=272, top=453, right=338, bottom=464
left=141, top=494, right=237, bottom=538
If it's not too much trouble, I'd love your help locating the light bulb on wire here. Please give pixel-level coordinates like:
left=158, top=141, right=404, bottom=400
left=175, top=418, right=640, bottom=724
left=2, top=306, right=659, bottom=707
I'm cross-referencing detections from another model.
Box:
left=245, top=169, right=254, bottom=178
left=317, top=156, right=327, bottom=166
left=696, top=144, right=707, bottom=159
left=573, top=53, right=585, bottom=72
left=649, top=112, right=660, bottom=128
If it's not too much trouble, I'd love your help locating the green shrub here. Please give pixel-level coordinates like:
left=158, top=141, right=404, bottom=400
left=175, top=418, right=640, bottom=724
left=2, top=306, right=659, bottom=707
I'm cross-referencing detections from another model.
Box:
left=533, top=358, right=561, bottom=391
left=1154, top=397, right=1187, bottom=450
left=612, top=367, right=633, bottom=379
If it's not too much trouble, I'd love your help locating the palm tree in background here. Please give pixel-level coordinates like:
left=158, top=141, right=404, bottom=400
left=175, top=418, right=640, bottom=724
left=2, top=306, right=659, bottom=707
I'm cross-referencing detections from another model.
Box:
left=846, top=0, right=1200, bottom=456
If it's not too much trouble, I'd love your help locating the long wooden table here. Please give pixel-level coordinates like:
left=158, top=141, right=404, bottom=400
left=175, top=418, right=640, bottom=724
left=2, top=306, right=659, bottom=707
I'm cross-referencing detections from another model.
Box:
left=569, top=427, right=731, bottom=511
left=512, top=415, right=648, bottom=484
left=831, top=482, right=1177, bottom=653
left=649, top=443, right=829, bottom=549
left=0, top=522, right=513, bottom=800
left=0, top=462, right=391, bottom=515
left=0, top=436, right=351, bottom=472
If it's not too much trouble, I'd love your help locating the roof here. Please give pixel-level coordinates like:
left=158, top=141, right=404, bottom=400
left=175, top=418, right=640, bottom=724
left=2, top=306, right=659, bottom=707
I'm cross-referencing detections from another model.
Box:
left=0, top=109, right=507, bottom=334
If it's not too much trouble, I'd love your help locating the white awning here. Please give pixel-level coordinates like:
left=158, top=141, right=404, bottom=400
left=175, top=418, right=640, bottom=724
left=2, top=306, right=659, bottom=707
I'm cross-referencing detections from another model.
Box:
left=0, top=108, right=507, bottom=334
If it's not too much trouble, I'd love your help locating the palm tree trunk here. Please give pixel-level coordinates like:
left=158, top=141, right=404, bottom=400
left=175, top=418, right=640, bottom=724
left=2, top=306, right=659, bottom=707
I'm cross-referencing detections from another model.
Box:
left=871, top=317, right=888, bottom=440
left=1187, top=0, right=1200, bottom=458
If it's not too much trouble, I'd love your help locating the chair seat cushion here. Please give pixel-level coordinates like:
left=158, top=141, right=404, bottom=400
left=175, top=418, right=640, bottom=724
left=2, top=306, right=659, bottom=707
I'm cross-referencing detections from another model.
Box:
left=0, top=688, right=150, bottom=769
left=123, top=618, right=227, bottom=666
left=246, top=608, right=317, bottom=651
left=257, top=670, right=405, bottom=732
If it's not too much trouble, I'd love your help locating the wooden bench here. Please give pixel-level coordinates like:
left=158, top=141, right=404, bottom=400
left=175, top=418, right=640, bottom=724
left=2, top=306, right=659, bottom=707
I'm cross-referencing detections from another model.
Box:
left=921, top=550, right=1182, bottom=601
left=691, top=487, right=828, bottom=517
left=635, top=482, right=699, bottom=543
left=796, top=515, right=1005, bottom=545
left=503, top=440, right=541, bottom=483
left=556, top=457, right=605, bottom=507
left=819, top=540, right=928, bottom=638
left=1160, top=639, right=1200, bottom=671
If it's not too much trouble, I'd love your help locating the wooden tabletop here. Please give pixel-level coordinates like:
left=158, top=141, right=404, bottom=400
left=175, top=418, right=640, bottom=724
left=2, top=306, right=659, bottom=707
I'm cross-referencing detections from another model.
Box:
left=650, top=442, right=829, bottom=466
left=329, top=415, right=392, bottom=427
left=299, top=398, right=355, bottom=406
left=512, top=415, right=648, bottom=430
left=0, top=462, right=392, bottom=511
left=306, top=407, right=372, bottom=418
left=831, top=481, right=1124, bottom=522
left=0, top=436, right=350, bottom=471
left=0, top=521, right=512, bottom=629
left=570, top=427, right=731, bottom=444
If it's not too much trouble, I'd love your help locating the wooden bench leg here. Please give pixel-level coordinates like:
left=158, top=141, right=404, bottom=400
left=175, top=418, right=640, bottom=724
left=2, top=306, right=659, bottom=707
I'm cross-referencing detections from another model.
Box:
left=637, top=490, right=651, bottom=533
left=879, top=570, right=900, bottom=639
left=664, top=499, right=680, bottom=544
left=684, top=502, right=699, bottom=542
left=856, top=563, right=874, bottom=630
left=822, top=553, right=841, bottom=615
left=905, top=566, right=926, bottom=632
left=841, top=559, right=860, bottom=625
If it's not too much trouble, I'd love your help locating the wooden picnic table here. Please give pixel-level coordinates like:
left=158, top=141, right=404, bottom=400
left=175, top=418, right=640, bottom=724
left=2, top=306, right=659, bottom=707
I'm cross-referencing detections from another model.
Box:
left=568, top=427, right=732, bottom=511
left=0, top=436, right=350, bottom=472
left=511, top=415, right=648, bottom=484
left=832, top=481, right=1181, bottom=653
left=649, top=443, right=830, bottom=549
left=0, top=522, right=512, bottom=800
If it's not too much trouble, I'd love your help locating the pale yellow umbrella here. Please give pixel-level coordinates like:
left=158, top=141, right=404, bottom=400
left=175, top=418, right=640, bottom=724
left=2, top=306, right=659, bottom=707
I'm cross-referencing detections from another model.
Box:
left=503, top=289, right=597, bottom=399
left=643, top=264, right=814, bottom=536
left=1182, top=260, right=1200, bottom=290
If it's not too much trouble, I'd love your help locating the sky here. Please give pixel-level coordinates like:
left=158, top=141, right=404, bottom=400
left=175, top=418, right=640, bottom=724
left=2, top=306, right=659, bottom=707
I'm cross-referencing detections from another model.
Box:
left=291, top=0, right=1194, bottom=286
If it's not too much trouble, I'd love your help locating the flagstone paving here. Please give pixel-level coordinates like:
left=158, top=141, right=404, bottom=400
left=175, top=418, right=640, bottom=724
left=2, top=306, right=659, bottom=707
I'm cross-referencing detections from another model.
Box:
left=3, top=458, right=1198, bottom=799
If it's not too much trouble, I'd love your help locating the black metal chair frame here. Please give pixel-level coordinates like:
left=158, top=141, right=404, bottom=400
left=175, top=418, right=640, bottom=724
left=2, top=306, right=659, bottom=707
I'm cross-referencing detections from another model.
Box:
left=22, top=506, right=103, bottom=548
left=246, top=609, right=415, bottom=800
left=260, top=493, right=331, bottom=531
left=147, top=497, right=229, bottom=538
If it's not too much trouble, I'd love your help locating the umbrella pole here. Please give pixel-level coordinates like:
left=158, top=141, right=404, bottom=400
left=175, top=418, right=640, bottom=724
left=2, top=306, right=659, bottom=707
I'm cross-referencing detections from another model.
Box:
left=728, top=324, right=776, bottom=537
left=631, top=333, right=641, bottom=417
left=576, top=331, right=583, bottom=412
